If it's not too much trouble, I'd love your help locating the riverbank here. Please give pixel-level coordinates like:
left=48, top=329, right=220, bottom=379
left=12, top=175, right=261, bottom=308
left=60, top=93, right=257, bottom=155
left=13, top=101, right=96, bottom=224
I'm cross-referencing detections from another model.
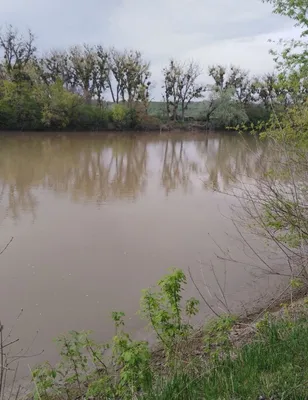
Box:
left=3, top=270, right=306, bottom=400
left=149, top=283, right=308, bottom=380
left=0, top=121, right=228, bottom=135
left=0, top=128, right=241, bottom=141
left=147, top=299, right=308, bottom=400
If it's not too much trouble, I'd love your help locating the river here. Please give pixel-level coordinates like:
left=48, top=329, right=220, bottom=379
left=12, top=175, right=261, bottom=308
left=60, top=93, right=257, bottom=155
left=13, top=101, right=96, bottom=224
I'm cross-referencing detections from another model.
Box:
left=0, top=132, right=284, bottom=378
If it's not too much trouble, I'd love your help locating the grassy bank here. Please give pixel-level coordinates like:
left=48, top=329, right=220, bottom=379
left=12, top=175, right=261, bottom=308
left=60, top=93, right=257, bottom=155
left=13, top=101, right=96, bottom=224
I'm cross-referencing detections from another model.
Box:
left=2, top=269, right=307, bottom=400
left=144, top=314, right=308, bottom=399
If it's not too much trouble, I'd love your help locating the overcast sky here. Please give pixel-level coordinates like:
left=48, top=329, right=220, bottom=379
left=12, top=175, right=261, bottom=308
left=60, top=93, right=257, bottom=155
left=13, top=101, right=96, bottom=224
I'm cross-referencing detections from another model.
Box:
left=0, top=0, right=300, bottom=99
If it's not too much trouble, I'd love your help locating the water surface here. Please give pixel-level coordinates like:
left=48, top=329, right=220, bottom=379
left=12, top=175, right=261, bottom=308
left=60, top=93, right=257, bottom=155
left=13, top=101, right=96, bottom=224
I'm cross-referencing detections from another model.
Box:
left=0, top=132, right=282, bottom=374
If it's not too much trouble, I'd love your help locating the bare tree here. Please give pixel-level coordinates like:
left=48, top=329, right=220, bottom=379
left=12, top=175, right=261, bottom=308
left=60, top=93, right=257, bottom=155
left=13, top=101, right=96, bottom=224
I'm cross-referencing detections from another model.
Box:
left=209, top=64, right=252, bottom=105
left=107, top=48, right=151, bottom=105
left=39, top=49, right=72, bottom=89
left=162, top=59, right=205, bottom=122
left=0, top=25, right=36, bottom=81
left=95, top=45, right=110, bottom=106
left=68, top=44, right=98, bottom=103
left=208, top=64, right=226, bottom=91
left=250, top=73, right=284, bottom=108
left=228, top=66, right=252, bottom=104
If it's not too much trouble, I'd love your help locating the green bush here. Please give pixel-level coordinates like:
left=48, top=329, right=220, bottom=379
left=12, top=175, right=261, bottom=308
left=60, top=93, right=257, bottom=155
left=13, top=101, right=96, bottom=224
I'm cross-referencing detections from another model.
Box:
left=72, top=104, right=110, bottom=131
left=0, top=80, right=42, bottom=130
left=110, top=104, right=128, bottom=129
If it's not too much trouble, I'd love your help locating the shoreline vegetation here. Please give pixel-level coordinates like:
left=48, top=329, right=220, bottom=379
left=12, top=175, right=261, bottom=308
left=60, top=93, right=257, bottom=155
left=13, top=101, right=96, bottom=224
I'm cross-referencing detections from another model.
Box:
left=0, top=24, right=282, bottom=133
left=2, top=270, right=308, bottom=400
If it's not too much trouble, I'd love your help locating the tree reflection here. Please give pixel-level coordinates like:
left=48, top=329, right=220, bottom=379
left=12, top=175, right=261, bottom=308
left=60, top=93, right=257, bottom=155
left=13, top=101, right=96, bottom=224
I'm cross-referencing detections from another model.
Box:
left=161, top=140, right=199, bottom=195
left=195, top=135, right=271, bottom=190
left=0, top=134, right=271, bottom=219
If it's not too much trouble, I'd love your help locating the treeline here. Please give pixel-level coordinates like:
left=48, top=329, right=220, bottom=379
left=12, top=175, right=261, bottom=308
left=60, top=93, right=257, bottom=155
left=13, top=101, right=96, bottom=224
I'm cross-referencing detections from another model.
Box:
left=0, top=25, right=299, bottom=131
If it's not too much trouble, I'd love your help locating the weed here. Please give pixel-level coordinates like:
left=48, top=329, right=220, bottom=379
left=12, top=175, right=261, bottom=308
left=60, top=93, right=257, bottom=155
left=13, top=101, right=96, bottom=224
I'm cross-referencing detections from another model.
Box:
left=140, top=268, right=200, bottom=356
left=111, top=311, right=152, bottom=399
left=204, top=314, right=238, bottom=357
left=32, top=330, right=111, bottom=400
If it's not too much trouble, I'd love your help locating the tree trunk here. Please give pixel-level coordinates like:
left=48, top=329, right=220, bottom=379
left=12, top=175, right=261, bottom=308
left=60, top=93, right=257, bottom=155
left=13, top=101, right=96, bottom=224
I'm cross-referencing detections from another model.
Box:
left=181, top=101, right=185, bottom=122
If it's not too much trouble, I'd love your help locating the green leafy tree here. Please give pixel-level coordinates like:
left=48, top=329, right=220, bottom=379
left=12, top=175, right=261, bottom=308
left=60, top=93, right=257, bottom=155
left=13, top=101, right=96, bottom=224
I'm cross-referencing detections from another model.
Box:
left=211, top=88, right=249, bottom=128
left=264, top=0, right=308, bottom=33
left=202, top=87, right=249, bottom=129
left=263, top=0, right=308, bottom=104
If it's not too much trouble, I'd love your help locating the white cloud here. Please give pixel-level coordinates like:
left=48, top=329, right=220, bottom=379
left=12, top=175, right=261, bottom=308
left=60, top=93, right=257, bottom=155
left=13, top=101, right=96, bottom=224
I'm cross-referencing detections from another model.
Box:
left=108, top=0, right=291, bottom=51
left=106, top=0, right=298, bottom=98
left=186, top=26, right=302, bottom=76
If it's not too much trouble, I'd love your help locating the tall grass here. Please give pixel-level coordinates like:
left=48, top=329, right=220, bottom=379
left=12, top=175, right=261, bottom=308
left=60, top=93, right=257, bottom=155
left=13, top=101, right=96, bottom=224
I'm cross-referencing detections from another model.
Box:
left=142, top=316, right=308, bottom=399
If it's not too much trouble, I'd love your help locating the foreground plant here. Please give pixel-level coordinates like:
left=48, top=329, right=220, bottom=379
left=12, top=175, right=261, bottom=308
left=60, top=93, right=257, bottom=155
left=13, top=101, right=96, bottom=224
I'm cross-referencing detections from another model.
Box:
left=29, top=268, right=308, bottom=400
left=32, top=330, right=112, bottom=400
left=140, top=268, right=200, bottom=356
left=32, top=269, right=199, bottom=399
left=111, top=311, right=152, bottom=398
left=204, top=314, right=238, bottom=358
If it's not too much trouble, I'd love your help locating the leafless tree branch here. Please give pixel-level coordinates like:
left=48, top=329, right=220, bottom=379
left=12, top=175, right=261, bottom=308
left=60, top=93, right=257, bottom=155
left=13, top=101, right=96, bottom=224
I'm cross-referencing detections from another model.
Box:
left=0, top=237, right=13, bottom=256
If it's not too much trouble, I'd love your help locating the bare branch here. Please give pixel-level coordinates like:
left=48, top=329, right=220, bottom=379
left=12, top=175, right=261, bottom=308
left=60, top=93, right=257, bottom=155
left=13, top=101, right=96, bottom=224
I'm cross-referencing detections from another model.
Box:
left=0, top=237, right=13, bottom=256
left=188, top=267, right=220, bottom=317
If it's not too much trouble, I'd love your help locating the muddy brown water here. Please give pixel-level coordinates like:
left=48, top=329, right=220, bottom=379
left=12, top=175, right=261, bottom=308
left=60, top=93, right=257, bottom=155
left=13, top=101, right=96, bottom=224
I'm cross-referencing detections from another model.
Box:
left=0, top=132, right=285, bottom=380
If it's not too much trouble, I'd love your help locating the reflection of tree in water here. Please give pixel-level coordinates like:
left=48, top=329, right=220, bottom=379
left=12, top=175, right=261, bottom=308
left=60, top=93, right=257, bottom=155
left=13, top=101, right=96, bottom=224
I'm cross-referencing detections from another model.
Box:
left=0, top=134, right=271, bottom=219
left=161, top=140, right=199, bottom=195
left=0, top=139, right=42, bottom=220
left=159, top=135, right=270, bottom=194
left=0, top=137, right=148, bottom=219
left=195, top=135, right=271, bottom=190
left=42, top=138, right=148, bottom=204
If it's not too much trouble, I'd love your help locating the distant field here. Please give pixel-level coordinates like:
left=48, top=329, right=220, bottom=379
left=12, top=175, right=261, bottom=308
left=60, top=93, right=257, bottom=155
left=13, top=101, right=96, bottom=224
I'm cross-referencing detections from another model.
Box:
left=104, top=101, right=206, bottom=119
left=148, top=101, right=205, bottom=118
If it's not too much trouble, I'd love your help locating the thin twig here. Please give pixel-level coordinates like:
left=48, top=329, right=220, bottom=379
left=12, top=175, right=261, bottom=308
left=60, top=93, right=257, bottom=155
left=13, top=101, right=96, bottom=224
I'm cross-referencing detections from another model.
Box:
left=188, top=267, right=220, bottom=318
left=3, top=339, right=19, bottom=349
left=0, top=237, right=13, bottom=256
left=209, top=261, right=231, bottom=314
left=14, top=385, right=21, bottom=400
left=0, top=323, right=4, bottom=397
left=232, top=221, right=276, bottom=274
left=4, top=309, right=23, bottom=343
left=8, top=362, right=18, bottom=400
